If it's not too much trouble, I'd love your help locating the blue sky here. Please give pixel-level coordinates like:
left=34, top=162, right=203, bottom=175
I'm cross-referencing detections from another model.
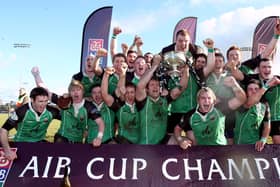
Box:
left=0, top=0, right=280, bottom=103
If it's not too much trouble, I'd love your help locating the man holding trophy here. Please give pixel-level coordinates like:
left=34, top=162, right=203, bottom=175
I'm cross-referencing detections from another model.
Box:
left=160, top=29, right=216, bottom=143
left=135, top=54, right=190, bottom=144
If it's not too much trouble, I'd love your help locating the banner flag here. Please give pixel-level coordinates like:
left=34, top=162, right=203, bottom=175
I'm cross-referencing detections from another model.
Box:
left=0, top=148, right=17, bottom=187
left=173, top=17, right=197, bottom=44
left=251, top=16, right=279, bottom=59
left=80, top=6, right=113, bottom=72
left=3, top=143, right=280, bottom=187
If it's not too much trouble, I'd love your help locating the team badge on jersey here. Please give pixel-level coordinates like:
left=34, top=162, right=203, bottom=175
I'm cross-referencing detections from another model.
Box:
left=209, top=115, right=216, bottom=121
left=43, top=118, right=49, bottom=123
left=0, top=148, right=17, bottom=187
left=80, top=115, right=85, bottom=122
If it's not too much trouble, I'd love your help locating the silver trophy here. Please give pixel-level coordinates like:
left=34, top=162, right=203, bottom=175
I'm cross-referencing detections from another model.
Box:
left=162, top=51, right=186, bottom=79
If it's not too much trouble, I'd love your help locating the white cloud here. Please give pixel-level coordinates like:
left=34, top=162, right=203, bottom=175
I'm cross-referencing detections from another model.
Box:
left=189, top=0, right=263, bottom=7
left=189, top=0, right=202, bottom=6
left=198, top=5, right=280, bottom=54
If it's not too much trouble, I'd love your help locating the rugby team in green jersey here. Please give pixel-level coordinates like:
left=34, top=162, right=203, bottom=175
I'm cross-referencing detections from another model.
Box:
left=1, top=19, right=280, bottom=162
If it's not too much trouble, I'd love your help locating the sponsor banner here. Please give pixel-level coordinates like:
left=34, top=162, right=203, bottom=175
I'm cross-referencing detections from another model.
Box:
left=80, top=6, right=113, bottom=72
left=173, top=17, right=197, bottom=44
left=251, top=16, right=279, bottom=58
left=0, top=148, right=17, bottom=187
left=2, top=143, right=280, bottom=187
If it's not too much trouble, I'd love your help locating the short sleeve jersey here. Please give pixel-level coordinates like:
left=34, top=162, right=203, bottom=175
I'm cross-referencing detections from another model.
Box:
left=179, top=106, right=227, bottom=145
left=206, top=72, right=234, bottom=100
left=86, top=102, right=115, bottom=143
left=116, top=102, right=140, bottom=143
left=2, top=102, right=60, bottom=142
left=168, top=71, right=199, bottom=113
left=136, top=96, right=168, bottom=144
left=234, top=102, right=270, bottom=144
left=57, top=100, right=101, bottom=143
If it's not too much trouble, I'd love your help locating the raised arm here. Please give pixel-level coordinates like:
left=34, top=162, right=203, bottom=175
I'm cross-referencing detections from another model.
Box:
left=115, top=62, right=127, bottom=100
left=261, top=18, right=280, bottom=59
left=136, top=54, right=161, bottom=101
left=223, top=76, right=246, bottom=110
left=245, top=76, right=280, bottom=108
left=110, top=27, right=122, bottom=60
left=121, top=43, right=129, bottom=56
left=31, top=66, right=52, bottom=99
left=170, top=65, right=190, bottom=99
left=101, top=67, right=115, bottom=107
left=129, top=35, right=143, bottom=56
left=135, top=36, right=143, bottom=56
left=225, top=59, right=245, bottom=81
left=31, top=66, right=48, bottom=88
left=203, top=38, right=215, bottom=77
left=244, top=87, right=266, bottom=109
left=93, top=48, right=107, bottom=76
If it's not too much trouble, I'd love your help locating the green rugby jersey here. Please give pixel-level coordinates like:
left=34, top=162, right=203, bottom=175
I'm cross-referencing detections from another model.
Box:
left=57, top=100, right=101, bottom=143
left=264, top=85, right=280, bottom=121
left=58, top=105, right=88, bottom=143
left=168, top=72, right=199, bottom=113
left=136, top=96, right=168, bottom=144
left=87, top=102, right=115, bottom=143
left=180, top=107, right=227, bottom=145
left=239, top=64, right=254, bottom=75
left=234, top=103, right=269, bottom=144
left=206, top=72, right=234, bottom=100
left=3, top=103, right=60, bottom=142
left=242, top=74, right=280, bottom=121
left=108, top=74, right=119, bottom=95
left=116, top=103, right=139, bottom=143
left=14, top=111, right=53, bottom=142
